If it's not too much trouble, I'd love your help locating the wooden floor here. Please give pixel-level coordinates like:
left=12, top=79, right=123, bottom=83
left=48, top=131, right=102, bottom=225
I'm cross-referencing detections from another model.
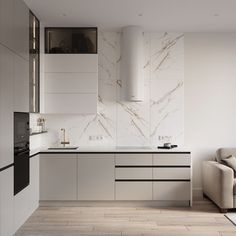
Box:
left=15, top=200, right=236, bottom=236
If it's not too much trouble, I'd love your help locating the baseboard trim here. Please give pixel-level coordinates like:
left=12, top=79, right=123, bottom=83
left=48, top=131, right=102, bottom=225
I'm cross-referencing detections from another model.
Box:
left=39, top=200, right=190, bottom=207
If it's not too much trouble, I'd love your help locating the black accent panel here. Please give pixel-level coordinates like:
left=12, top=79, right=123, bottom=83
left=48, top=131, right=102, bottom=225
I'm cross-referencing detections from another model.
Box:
left=0, top=163, right=14, bottom=173
left=115, top=179, right=190, bottom=182
left=115, top=165, right=190, bottom=168
left=30, top=152, right=39, bottom=159
left=39, top=151, right=191, bottom=154
left=153, top=165, right=191, bottom=168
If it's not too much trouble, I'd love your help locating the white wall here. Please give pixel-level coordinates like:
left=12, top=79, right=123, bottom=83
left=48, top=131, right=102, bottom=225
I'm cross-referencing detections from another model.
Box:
left=184, top=33, right=236, bottom=197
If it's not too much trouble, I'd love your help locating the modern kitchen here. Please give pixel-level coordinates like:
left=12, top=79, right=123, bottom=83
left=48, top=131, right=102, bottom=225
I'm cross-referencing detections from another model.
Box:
left=1, top=0, right=236, bottom=235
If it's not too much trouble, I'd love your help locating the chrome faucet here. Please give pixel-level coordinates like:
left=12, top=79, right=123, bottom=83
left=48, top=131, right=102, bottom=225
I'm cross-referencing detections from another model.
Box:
left=61, top=128, right=70, bottom=147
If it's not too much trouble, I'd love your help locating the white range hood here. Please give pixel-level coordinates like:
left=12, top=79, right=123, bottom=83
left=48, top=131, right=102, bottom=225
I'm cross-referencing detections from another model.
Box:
left=121, top=26, right=144, bottom=102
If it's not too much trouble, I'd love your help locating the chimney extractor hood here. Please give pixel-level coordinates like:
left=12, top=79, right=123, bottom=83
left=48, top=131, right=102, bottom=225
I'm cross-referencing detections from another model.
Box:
left=121, top=26, right=144, bottom=102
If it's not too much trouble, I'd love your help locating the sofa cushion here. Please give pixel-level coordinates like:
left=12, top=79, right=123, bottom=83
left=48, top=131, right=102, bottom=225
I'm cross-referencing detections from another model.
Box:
left=216, top=148, right=236, bottom=163
left=223, top=156, right=236, bottom=173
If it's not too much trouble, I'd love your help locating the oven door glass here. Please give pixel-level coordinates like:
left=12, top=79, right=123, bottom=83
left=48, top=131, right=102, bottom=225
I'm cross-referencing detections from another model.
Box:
left=14, top=150, right=30, bottom=195
left=14, top=112, right=29, bottom=144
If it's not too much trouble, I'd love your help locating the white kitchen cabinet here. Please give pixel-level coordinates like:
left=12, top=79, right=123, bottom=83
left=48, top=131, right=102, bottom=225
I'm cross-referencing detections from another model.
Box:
left=115, top=154, right=152, bottom=166
left=0, top=0, right=14, bottom=49
left=44, top=93, right=97, bottom=114
left=29, top=155, right=39, bottom=213
left=116, top=182, right=152, bottom=200
left=115, top=154, right=153, bottom=200
left=13, top=185, right=31, bottom=233
left=43, top=54, right=98, bottom=114
left=116, top=168, right=152, bottom=180
left=44, top=72, right=97, bottom=93
left=13, top=0, right=29, bottom=61
left=153, top=153, right=191, bottom=203
left=14, top=54, right=29, bottom=112
left=0, top=0, right=29, bottom=57
left=0, top=45, right=14, bottom=169
left=153, top=168, right=190, bottom=180
left=14, top=155, right=40, bottom=234
left=44, top=54, right=98, bottom=73
left=40, top=154, right=77, bottom=200
left=153, top=153, right=191, bottom=166
left=153, top=182, right=191, bottom=201
left=78, top=154, right=115, bottom=200
left=38, top=152, right=192, bottom=205
left=0, top=167, right=14, bottom=236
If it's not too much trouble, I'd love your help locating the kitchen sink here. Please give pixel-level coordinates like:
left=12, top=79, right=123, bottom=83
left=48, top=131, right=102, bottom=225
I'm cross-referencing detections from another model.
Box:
left=48, top=146, right=78, bottom=150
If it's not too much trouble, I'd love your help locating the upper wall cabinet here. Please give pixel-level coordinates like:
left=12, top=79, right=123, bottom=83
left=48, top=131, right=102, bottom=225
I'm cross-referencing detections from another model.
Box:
left=14, top=54, right=29, bottom=113
left=13, top=0, right=29, bottom=61
left=0, top=45, right=14, bottom=168
left=43, top=27, right=98, bottom=114
left=0, top=0, right=14, bottom=49
left=43, top=54, right=98, bottom=114
left=45, top=27, right=97, bottom=54
left=0, top=0, right=29, bottom=59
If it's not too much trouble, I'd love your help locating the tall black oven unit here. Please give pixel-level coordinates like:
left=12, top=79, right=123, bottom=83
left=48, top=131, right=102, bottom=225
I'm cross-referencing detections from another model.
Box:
left=14, top=112, right=30, bottom=195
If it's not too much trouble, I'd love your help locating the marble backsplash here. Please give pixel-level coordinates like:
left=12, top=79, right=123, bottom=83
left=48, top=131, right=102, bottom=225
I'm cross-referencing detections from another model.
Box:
left=31, top=31, right=184, bottom=148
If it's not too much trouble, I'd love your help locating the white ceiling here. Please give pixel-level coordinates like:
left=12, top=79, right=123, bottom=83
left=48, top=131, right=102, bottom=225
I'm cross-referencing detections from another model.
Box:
left=24, top=0, right=236, bottom=32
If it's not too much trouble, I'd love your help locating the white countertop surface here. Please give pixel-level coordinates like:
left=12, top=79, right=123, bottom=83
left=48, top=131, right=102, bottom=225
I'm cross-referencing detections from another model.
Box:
left=30, top=146, right=190, bottom=156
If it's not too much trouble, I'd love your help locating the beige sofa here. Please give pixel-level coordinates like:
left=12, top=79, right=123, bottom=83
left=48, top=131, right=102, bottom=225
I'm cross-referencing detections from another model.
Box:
left=202, top=148, right=236, bottom=213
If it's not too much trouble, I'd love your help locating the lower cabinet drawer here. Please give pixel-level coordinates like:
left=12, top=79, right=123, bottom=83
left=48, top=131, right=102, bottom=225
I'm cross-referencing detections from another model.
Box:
left=115, top=182, right=152, bottom=200
left=153, top=154, right=191, bottom=166
left=115, top=154, right=152, bottom=166
left=153, top=182, right=190, bottom=201
left=153, top=168, right=190, bottom=180
left=115, top=168, right=152, bottom=180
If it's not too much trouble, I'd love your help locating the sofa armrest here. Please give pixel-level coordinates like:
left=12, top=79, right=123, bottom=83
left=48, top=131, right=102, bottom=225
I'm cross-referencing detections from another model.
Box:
left=202, top=161, right=234, bottom=209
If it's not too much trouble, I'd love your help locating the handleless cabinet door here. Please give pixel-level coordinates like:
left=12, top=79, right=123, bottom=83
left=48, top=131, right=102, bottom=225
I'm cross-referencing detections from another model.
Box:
left=0, top=45, right=14, bottom=169
left=153, top=168, right=190, bottom=180
left=44, top=93, right=97, bottom=114
left=115, top=154, right=152, bottom=166
left=78, top=154, right=115, bottom=200
left=44, top=73, right=97, bottom=94
left=115, top=182, right=152, bottom=200
left=153, top=182, right=190, bottom=201
left=40, top=154, right=77, bottom=200
left=0, top=167, right=14, bottom=236
left=116, top=168, right=152, bottom=180
left=13, top=0, right=29, bottom=61
left=14, top=184, right=31, bottom=232
left=14, top=55, right=29, bottom=112
left=0, top=0, right=14, bottom=49
left=43, top=54, right=98, bottom=114
left=153, top=154, right=191, bottom=166
left=29, top=155, right=39, bottom=213
left=44, top=55, right=98, bottom=73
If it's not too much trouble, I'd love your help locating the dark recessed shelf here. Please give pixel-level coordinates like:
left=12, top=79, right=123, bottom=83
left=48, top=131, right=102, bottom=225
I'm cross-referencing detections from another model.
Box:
left=30, top=131, right=48, bottom=136
left=45, top=27, right=97, bottom=54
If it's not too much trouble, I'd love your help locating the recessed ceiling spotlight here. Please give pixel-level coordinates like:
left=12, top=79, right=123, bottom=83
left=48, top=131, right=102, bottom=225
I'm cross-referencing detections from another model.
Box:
left=138, top=13, right=143, bottom=17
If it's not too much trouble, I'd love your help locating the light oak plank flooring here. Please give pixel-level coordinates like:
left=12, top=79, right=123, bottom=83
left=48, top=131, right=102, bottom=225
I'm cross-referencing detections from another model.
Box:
left=15, top=200, right=236, bottom=236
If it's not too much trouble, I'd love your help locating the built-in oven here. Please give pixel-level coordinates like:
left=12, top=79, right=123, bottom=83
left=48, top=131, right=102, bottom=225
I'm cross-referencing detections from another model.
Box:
left=14, top=112, right=30, bottom=195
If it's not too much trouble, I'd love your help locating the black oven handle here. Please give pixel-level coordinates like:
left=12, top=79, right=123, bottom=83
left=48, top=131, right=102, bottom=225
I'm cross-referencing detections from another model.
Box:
left=15, top=150, right=30, bottom=156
